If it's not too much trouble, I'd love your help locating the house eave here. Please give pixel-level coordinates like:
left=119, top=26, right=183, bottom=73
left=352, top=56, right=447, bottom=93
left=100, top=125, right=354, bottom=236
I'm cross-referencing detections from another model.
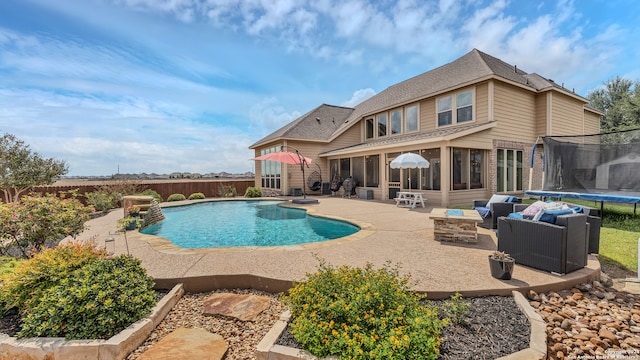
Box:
left=320, top=122, right=496, bottom=157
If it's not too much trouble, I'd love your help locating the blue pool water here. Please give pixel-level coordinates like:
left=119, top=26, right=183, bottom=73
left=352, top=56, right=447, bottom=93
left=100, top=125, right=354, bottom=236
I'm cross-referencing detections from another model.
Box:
left=140, top=200, right=360, bottom=248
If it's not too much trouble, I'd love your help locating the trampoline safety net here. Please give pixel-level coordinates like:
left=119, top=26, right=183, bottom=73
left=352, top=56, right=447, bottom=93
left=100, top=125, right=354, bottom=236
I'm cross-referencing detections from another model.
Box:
left=542, top=128, right=640, bottom=193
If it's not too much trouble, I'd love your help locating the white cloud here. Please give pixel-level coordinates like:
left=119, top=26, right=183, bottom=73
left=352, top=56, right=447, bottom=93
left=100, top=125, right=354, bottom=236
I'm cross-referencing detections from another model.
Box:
left=341, top=88, right=376, bottom=107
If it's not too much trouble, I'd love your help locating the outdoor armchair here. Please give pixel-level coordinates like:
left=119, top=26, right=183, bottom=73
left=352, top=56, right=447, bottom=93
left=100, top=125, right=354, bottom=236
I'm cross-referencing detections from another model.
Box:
left=472, top=196, right=521, bottom=229
left=497, top=213, right=589, bottom=274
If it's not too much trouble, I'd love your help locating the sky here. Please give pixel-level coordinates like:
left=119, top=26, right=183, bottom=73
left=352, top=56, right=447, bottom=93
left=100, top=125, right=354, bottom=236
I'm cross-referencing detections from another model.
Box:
left=0, top=0, right=639, bottom=176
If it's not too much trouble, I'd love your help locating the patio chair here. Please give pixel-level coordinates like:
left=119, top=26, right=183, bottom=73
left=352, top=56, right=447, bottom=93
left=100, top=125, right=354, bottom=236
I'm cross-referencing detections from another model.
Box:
left=472, top=195, right=521, bottom=229
left=497, top=213, right=589, bottom=274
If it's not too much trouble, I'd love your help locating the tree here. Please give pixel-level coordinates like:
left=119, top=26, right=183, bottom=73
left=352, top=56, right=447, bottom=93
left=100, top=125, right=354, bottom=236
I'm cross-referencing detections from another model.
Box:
left=0, top=192, right=93, bottom=257
left=588, top=76, right=640, bottom=133
left=0, top=133, right=68, bottom=202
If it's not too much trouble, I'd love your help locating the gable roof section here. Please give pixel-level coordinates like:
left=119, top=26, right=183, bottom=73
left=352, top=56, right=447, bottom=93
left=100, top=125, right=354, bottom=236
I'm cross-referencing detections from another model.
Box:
left=330, top=49, right=534, bottom=134
left=320, top=122, right=496, bottom=157
left=250, top=104, right=354, bottom=148
left=251, top=49, right=591, bottom=149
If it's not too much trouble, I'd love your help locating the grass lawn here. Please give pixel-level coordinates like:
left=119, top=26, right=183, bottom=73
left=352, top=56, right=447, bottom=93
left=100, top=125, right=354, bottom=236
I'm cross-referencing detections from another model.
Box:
left=599, top=228, right=638, bottom=273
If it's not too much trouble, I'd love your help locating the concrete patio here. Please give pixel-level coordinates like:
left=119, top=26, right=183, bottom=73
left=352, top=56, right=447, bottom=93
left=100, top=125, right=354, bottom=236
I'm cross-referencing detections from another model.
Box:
left=75, top=196, right=600, bottom=299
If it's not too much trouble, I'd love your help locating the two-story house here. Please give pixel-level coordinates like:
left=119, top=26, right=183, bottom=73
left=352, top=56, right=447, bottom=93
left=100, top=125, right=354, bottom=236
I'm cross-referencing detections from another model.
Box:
left=249, top=49, right=602, bottom=206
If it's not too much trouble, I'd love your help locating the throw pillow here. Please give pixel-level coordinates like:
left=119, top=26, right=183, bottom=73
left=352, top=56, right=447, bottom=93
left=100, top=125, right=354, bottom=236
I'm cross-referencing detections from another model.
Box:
left=536, top=208, right=575, bottom=224
left=521, top=201, right=546, bottom=216
left=486, top=194, right=510, bottom=205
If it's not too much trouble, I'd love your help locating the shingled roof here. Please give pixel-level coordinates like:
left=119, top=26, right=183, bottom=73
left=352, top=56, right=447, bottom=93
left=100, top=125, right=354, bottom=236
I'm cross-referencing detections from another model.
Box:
left=251, top=49, right=588, bottom=149
left=250, top=104, right=354, bottom=148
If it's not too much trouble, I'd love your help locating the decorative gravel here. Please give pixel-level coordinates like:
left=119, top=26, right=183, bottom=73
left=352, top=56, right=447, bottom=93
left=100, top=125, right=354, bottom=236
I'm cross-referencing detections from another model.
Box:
left=127, top=288, right=286, bottom=360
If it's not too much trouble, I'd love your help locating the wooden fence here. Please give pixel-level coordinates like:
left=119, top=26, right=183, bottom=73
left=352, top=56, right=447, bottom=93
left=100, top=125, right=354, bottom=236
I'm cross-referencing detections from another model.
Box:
left=29, top=179, right=255, bottom=205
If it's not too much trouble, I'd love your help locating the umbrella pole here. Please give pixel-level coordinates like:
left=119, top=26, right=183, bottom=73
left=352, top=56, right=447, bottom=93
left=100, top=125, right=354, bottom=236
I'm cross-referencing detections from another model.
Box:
left=301, top=162, right=306, bottom=199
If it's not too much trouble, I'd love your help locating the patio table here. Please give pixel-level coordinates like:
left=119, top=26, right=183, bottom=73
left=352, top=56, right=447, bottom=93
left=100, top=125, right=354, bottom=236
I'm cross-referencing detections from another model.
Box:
left=429, top=208, right=483, bottom=243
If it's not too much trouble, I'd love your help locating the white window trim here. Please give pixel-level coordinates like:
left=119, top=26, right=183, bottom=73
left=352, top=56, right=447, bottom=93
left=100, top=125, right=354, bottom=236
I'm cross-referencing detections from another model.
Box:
left=436, top=88, right=475, bottom=128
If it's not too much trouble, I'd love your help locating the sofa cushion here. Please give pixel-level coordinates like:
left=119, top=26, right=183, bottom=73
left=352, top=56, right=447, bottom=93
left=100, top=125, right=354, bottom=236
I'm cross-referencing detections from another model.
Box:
left=487, top=194, right=510, bottom=205
left=536, top=208, right=575, bottom=224
left=474, top=206, right=491, bottom=218
left=507, top=212, right=523, bottom=219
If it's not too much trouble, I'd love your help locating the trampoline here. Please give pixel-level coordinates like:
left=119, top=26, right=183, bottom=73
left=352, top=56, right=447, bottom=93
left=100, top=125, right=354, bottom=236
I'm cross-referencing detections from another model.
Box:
left=524, top=189, right=640, bottom=215
left=526, top=128, right=640, bottom=216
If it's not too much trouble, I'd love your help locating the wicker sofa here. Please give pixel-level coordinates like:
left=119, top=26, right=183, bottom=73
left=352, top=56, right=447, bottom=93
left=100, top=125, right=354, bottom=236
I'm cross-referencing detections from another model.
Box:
left=497, top=213, right=589, bottom=274
left=513, top=202, right=602, bottom=254
left=472, top=197, right=521, bottom=229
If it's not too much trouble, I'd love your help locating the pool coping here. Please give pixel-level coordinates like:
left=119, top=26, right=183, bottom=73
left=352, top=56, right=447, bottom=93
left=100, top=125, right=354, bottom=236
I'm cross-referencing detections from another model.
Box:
left=128, top=198, right=375, bottom=255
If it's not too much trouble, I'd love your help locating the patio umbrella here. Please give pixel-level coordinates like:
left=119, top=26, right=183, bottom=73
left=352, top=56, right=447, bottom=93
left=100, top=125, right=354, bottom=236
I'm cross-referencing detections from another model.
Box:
left=390, top=153, right=430, bottom=189
left=252, top=150, right=312, bottom=199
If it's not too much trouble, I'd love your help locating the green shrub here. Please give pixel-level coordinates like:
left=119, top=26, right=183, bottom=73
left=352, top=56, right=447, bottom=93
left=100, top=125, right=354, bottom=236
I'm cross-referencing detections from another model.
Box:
left=0, top=242, right=106, bottom=314
left=283, top=259, right=444, bottom=359
left=441, top=292, right=470, bottom=326
left=138, top=189, right=163, bottom=203
left=18, top=255, right=157, bottom=340
left=188, top=192, right=206, bottom=200
left=0, top=256, right=23, bottom=282
left=167, top=193, right=186, bottom=202
left=84, top=191, right=119, bottom=212
left=244, top=187, right=262, bottom=198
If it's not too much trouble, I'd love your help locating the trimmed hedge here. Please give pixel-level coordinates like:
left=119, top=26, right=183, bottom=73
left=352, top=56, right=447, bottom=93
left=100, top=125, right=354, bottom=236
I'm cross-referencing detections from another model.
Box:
left=167, top=193, right=187, bottom=202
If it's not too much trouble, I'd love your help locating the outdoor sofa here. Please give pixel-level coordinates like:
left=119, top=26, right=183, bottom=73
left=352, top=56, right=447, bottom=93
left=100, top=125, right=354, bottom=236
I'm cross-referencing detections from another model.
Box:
left=512, top=202, right=602, bottom=254
left=497, top=213, right=589, bottom=274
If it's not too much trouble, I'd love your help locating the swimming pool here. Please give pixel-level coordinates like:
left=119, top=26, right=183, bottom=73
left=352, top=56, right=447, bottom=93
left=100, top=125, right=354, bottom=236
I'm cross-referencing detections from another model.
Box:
left=140, top=200, right=360, bottom=248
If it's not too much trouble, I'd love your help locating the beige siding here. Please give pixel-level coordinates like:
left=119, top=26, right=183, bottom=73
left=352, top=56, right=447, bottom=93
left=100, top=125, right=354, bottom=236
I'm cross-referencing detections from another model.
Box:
left=492, top=82, right=537, bottom=143
left=583, top=111, right=601, bottom=135
left=535, top=93, right=548, bottom=136
left=331, top=123, right=362, bottom=149
left=475, top=82, right=489, bottom=123
left=447, top=189, right=489, bottom=207
left=419, top=98, right=436, bottom=131
left=550, top=93, right=586, bottom=136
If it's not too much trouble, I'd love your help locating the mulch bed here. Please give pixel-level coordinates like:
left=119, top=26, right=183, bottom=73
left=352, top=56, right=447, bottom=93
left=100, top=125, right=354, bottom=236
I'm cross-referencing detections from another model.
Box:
left=277, top=295, right=530, bottom=359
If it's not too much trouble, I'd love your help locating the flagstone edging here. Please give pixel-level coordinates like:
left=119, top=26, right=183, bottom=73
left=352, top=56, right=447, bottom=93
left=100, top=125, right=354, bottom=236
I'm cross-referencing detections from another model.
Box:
left=256, top=290, right=546, bottom=360
left=0, top=283, right=184, bottom=360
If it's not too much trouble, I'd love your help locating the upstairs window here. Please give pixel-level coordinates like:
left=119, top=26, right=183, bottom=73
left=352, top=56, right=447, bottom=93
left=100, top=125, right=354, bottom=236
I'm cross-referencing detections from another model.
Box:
left=456, top=91, right=473, bottom=122
left=365, top=118, right=374, bottom=139
left=437, top=89, right=474, bottom=126
left=390, top=109, right=402, bottom=135
left=405, top=105, right=418, bottom=132
left=437, top=96, right=452, bottom=126
left=377, top=113, right=387, bottom=137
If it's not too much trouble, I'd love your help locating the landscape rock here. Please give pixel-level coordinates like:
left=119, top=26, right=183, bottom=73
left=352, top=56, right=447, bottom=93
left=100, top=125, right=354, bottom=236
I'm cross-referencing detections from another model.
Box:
left=137, top=327, right=227, bottom=360
left=203, top=293, right=271, bottom=321
left=535, top=279, right=640, bottom=360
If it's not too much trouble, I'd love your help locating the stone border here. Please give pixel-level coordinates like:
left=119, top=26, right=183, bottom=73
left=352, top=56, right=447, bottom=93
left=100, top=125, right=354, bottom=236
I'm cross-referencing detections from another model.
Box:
left=0, top=283, right=184, bottom=360
left=256, top=290, right=547, bottom=360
